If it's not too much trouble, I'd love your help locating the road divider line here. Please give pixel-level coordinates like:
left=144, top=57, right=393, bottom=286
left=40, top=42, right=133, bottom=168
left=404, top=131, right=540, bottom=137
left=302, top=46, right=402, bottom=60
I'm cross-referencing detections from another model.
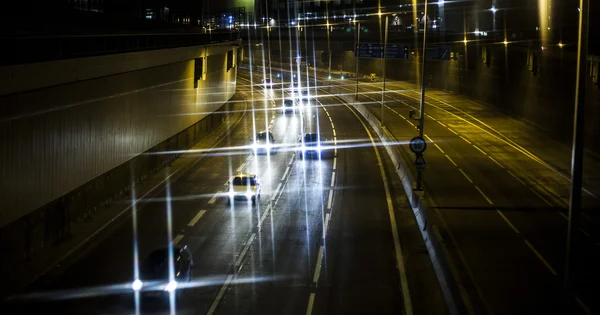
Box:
left=187, top=210, right=206, bottom=227
left=207, top=274, right=233, bottom=315
left=235, top=233, right=256, bottom=268
left=576, top=296, right=593, bottom=315
left=258, top=205, right=272, bottom=229
left=448, top=128, right=458, bottom=135
left=330, top=172, right=336, bottom=187
left=459, top=136, right=472, bottom=144
left=236, top=162, right=247, bottom=173
left=223, top=179, right=230, bottom=186
left=305, top=293, right=315, bottom=315
left=445, top=155, right=458, bottom=167
left=173, top=234, right=184, bottom=245
left=312, top=246, right=324, bottom=283
left=424, top=135, right=433, bottom=142
left=333, top=157, right=337, bottom=170
left=282, top=167, right=290, bottom=181
left=496, top=210, right=520, bottom=234
left=474, top=186, right=493, bottom=205
left=438, top=121, right=447, bottom=128
left=323, top=213, right=330, bottom=239
left=434, top=143, right=445, bottom=154
left=524, top=239, right=557, bottom=275
left=507, top=171, right=526, bottom=185
left=273, top=182, right=283, bottom=200
left=529, top=188, right=554, bottom=207
left=327, top=190, right=334, bottom=210
left=333, top=129, right=336, bottom=137
left=472, top=145, right=487, bottom=155
left=208, top=191, right=222, bottom=204
left=488, top=156, right=504, bottom=168
left=458, top=169, right=473, bottom=183
left=289, top=154, right=295, bottom=165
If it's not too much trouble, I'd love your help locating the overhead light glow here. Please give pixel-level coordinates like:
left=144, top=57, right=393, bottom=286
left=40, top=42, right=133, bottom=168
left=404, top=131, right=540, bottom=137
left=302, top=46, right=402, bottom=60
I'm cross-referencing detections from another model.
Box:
left=132, top=279, right=143, bottom=291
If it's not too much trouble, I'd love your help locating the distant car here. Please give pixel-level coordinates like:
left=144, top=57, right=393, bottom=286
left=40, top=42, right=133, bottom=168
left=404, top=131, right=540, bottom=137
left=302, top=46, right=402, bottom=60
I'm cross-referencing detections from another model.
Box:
left=298, top=133, right=328, bottom=159
left=262, top=78, right=272, bottom=88
left=228, top=173, right=261, bottom=205
left=283, top=99, right=296, bottom=114
left=135, top=246, right=194, bottom=299
left=250, top=131, right=276, bottom=154
left=298, top=90, right=310, bottom=104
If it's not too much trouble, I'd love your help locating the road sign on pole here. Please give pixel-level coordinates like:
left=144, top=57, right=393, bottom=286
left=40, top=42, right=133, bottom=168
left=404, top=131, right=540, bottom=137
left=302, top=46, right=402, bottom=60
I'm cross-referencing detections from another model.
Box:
left=409, top=136, right=427, bottom=154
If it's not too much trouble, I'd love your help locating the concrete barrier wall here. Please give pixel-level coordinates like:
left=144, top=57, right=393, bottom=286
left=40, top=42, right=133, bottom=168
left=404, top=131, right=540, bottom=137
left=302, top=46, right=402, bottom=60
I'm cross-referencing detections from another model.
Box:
left=0, top=42, right=239, bottom=228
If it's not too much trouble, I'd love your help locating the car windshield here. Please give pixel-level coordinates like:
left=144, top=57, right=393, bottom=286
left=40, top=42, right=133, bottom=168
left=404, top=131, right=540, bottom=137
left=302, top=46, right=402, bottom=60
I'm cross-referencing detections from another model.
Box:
left=232, top=176, right=257, bottom=186
left=140, top=249, right=181, bottom=280
left=303, top=134, right=321, bottom=144
left=284, top=100, right=293, bottom=106
left=255, top=132, right=272, bottom=141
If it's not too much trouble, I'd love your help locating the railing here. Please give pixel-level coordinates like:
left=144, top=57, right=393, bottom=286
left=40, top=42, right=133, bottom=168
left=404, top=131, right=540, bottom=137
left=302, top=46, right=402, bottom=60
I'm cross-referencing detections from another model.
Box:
left=1, top=31, right=240, bottom=66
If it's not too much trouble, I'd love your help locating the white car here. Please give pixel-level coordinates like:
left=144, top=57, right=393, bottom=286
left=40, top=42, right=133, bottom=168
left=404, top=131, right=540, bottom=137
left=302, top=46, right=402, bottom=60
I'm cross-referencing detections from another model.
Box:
left=250, top=131, right=276, bottom=154
left=227, top=173, right=261, bottom=205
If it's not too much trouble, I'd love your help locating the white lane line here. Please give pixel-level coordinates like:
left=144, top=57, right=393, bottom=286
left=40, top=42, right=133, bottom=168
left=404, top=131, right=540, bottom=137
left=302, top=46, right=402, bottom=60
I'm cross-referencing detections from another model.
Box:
left=343, top=103, right=413, bottom=315
left=576, top=296, right=593, bottom=315
left=472, top=145, right=487, bottom=155
left=323, top=213, right=330, bottom=239
left=312, top=246, right=324, bottom=283
left=289, top=154, right=295, bottom=165
left=488, top=156, right=504, bottom=169
left=448, top=128, right=458, bottom=135
left=507, top=171, right=526, bottom=185
left=236, top=162, right=247, bottom=173
left=258, top=205, right=272, bottom=228
left=207, top=274, right=234, bottom=315
left=330, top=172, right=336, bottom=187
left=429, top=116, right=437, bottom=121
left=424, top=134, right=433, bottom=142
left=187, top=210, right=206, bottom=227
left=434, top=143, right=445, bottom=154
left=305, top=293, right=315, bottom=315
left=445, top=155, right=458, bottom=167
left=235, top=233, right=256, bottom=267
left=475, top=186, right=494, bottom=205
left=496, top=210, right=520, bottom=234
left=460, top=136, right=472, bottom=144
left=524, top=239, right=558, bottom=276
left=437, top=121, right=447, bottom=127
left=529, top=188, right=553, bottom=207
left=327, top=190, right=334, bottom=210
left=282, top=166, right=290, bottom=181
left=459, top=169, right=473, bottom=183
left=272, top=182, right=283, bottom=200
left=333, top=157, right=337, bottom=170
left=208, top=191, right=222, bottom=204
left=173, top=234, right=184, bottom=245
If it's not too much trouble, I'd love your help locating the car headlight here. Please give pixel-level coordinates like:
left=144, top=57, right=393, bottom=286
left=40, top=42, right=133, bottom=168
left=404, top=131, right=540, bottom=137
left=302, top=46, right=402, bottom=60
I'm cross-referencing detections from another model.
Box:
left=164, top=280, right=178, bottom=292
left=245, top=191, right=254, bottom=198
left=132, top=279, right=143, bottom=291
left=228, top=191, right=235, bottom=197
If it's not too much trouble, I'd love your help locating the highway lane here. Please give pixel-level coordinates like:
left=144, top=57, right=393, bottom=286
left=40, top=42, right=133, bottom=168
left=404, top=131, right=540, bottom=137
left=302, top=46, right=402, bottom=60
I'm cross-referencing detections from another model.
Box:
left=326, top=78, right=598, bottom=314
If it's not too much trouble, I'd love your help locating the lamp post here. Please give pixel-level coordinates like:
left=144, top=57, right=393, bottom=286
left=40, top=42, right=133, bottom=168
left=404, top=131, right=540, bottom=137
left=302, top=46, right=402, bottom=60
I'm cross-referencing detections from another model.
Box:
left=355, top=21, right=360, bottom=100
left=415, top=0, right=429, bottom=191
left=381, top=15, right=389, bottom=126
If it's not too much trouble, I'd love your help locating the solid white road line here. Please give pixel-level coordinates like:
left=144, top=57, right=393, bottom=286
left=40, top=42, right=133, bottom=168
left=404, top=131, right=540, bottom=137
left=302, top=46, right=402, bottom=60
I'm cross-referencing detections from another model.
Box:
left=434, top=143, right=445, bottom=154
left=472, top=145, right=487, bottom=155
left=235, top=233, right=256, bottom=268
left=305, top=293, right=315, bottom=315
left=272, top=182, right=283, bottom=200
left=327, top=190, right=334, bottom=210
left=344, top=103, right=413, bottom=315
left=496, top=210, right=520, bottom=234
left=524, top=239, right=558, bottom=276
left=282, top=166, right=290, bottom=181
left=207, top=274, right=233, bottom=315
left=445, top=155, right=458, bottom=167
left=330, top=172, right=336, bottom=187
left=312, top=246, right=324, bottom=283
left=173, top=234, right=184, bottom=245
left=458, top=169, right=473, bottom=183
left=208, top=191, right=222, bottom=204
left=333, top=157, right=337, bottom=170
left=475, top=186, right=494, bottom=205
left=460, top=136, right=472, bottom=144
left=187, top=210, right=206, bottom=227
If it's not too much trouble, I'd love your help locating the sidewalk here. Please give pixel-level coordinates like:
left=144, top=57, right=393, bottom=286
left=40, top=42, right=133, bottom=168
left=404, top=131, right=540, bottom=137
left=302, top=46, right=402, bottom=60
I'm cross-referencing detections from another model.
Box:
left=4, top=94, right=248, bottom=298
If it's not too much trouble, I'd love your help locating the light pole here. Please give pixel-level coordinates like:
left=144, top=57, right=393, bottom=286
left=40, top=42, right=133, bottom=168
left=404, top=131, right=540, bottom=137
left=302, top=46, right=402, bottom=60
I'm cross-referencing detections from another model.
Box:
left=381, top=15, right=389, bottom=126
left=563, top=0, right=589, bottom=313
left=355, top=21, right=360, bottom=100
left=415, top=0, right=429, bottom=191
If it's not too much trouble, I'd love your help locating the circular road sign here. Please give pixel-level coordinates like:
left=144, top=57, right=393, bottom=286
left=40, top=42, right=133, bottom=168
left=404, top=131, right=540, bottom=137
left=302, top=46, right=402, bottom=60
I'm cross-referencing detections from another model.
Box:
left=409, top=136, right=427, bottom=154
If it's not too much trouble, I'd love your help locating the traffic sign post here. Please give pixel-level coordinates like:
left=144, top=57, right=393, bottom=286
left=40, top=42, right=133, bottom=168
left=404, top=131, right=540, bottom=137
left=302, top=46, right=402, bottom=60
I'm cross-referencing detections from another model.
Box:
left=409, top=137, right=427, bottom=190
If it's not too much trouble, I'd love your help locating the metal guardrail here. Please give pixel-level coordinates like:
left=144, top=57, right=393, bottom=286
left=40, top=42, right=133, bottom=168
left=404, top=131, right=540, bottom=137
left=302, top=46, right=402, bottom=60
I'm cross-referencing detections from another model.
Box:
left=1, top=31, right=241, bottom=66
